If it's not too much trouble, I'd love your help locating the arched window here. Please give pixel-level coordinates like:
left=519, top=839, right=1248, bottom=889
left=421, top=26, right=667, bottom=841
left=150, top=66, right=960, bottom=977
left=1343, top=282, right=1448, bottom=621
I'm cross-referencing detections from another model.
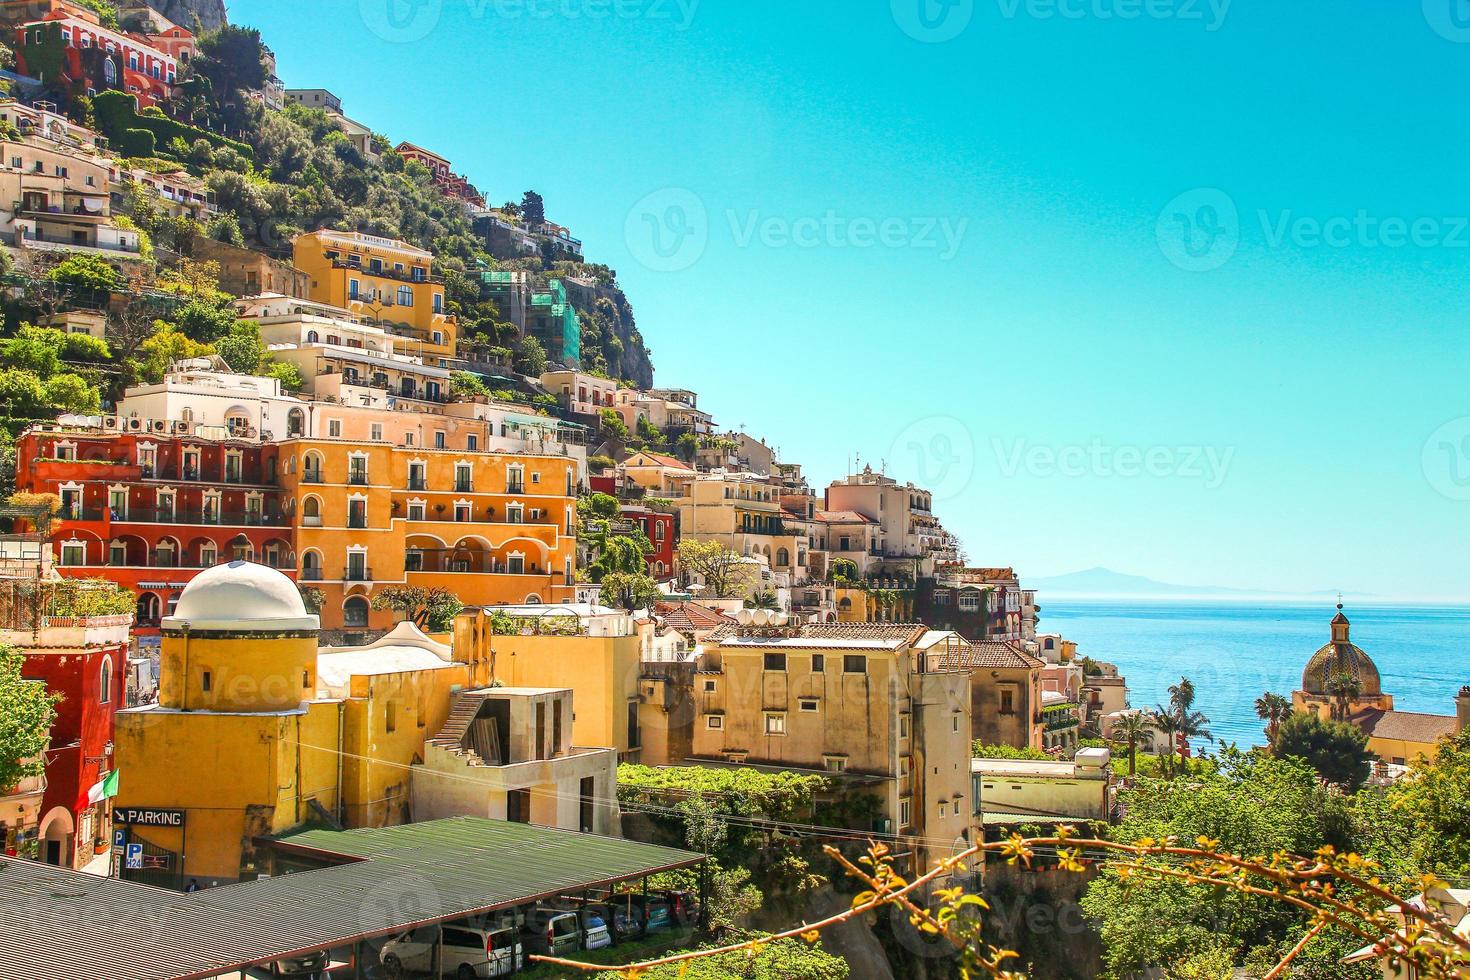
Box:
left=306, top=330, right=319, bottom=343
left=103, top=58, right=117, bottom=85
left=343, top=596, right=369, bottom=627
left=287, top=408, right=305, bottom=437
left=303, top=497, right=321, bottom=519
left=99, top=657, right=112, bottom=704
left=776, top=548, right=790, bottom=567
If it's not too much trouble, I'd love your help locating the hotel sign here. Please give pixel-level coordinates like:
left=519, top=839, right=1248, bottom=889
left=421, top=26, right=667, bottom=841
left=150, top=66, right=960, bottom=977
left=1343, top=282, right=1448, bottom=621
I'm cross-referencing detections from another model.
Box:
left=115, top=808, right=185, bottom=828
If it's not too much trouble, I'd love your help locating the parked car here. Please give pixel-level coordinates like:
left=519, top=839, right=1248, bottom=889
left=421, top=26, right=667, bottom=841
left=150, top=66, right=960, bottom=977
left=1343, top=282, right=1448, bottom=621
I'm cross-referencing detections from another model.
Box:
left=662, top=889, right=701, bottom=926
left=550, top=905, right=613, bottom=950
left=521, top=909, right=583, bottom=958
left=269, top=950, right=328, bottom=977
left=380, top=923, right=522, bottom=978
left=624, top=893, right=676, bottom=933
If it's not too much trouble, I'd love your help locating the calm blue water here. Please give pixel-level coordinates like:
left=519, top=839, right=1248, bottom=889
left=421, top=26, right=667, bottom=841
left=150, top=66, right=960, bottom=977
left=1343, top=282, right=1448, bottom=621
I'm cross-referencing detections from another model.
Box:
left=1042, top=600, right=1470, bottom=749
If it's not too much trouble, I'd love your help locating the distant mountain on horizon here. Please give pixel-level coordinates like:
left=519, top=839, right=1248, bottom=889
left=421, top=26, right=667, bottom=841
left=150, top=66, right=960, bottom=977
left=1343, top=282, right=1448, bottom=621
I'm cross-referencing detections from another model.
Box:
left=1028, top=567, right=1364, bottom=599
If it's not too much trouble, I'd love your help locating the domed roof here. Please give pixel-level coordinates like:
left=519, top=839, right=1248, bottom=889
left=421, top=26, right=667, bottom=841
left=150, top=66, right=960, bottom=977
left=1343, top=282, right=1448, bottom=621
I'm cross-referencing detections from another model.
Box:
left=165, top=561, right=319, bottom=632
left=1300, top=607, right=1381, bottom=697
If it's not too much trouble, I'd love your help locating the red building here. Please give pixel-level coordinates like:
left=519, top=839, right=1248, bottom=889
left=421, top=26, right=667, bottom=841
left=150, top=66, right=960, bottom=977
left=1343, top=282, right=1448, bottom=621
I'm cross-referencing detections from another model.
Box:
left=14, top=2, right=185, bottom=109
left=621, top=504, right=675, bottom=581
left=14, top=427, right=293, bottom=638
left=395, top=141, right=486, bottom=207
left=1, top=580, right=130, bottom=869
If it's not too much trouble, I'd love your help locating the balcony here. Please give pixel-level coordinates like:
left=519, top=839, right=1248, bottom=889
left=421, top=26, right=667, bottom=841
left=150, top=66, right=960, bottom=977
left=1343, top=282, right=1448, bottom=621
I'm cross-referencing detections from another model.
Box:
left=114, top=508, right=287, bottom=527
left=344, top=566, right=373, bottom=582
left=58, top=507, right=107, bottom=522
left=348, top=516, right=369, bottom=530
left=455, top=480, right=475, bottom=494
left=505, top=481, right=525, bottom=495
left=332, top=259, right=441, bottom=285
left=300, top=567, right=323, bottom=581
left=406, top=552, right=544, bottom=576
left=303, top=470, right=325, bottom=484
left=407, top=477, right=428, bottom=491
left=348, top=472, right=370, bottom=486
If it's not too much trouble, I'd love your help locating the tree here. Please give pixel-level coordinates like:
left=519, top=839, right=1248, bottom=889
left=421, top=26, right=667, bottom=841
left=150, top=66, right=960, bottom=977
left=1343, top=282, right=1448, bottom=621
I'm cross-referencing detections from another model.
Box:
left=513, top=335, right=547, bottom=376
left=1326, top=671, right=1362, bottom=722
left=521, top=190, right=545, bottom=226
left=675, top=431, right=700, bottom=463
left=830, top=558, right=858, bottom=583
left=1254, top=692, right=1292, bottom=747
left=1079, top=750, right=1361, bottom=978
left=213, top=321, right=265, bottom=373
left=135, top=324, right=213, bottom=384
left=46, top=253, right=123, bottom=295
left=1383, top=728, right=1470, bottom=877
left=578, top=492, right=620, bottom=521
left=678, top=540, right=747, bottom=598
left=972, top=743, right=1051, bottom=761
left=745, top=591, right=779, bottom=611
left=370, top=586, right=463, bottom=632
left=172, top=296, right=240, bottom=344
left=598, top=407, right=629, bottom=441
left=0, top=643, right=59, bottom=798
left=1112, top=712, right=1149, bottom=777
left=449, top=371, right=490, bottom=398
left=1273, top=712, right=1373, bottom=790
left=262, top=360, right=304, bottom=393
left=599, top=571, right=662, bottom=612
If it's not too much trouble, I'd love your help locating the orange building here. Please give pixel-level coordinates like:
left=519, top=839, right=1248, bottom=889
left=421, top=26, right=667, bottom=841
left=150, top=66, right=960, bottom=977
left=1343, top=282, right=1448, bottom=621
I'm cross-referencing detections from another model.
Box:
left=291, top=230, right=458, bottom=364
left=280, top=439, right=578, bottom=633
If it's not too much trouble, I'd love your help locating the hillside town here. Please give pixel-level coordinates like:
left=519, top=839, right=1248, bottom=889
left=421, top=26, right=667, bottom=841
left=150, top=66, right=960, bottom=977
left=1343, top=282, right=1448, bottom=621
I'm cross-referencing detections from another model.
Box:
left=0, top=3, right=1467, bottom=979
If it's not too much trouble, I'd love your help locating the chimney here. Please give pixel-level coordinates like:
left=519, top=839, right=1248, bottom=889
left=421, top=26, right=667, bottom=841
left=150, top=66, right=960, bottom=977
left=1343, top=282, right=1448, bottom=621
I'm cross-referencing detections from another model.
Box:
left=1457, top=686, right=1470, bottom=734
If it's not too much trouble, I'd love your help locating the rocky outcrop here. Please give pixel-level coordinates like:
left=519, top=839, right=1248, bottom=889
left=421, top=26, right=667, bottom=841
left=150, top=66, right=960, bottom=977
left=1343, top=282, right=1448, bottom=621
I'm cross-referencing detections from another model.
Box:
left=141, top=0, right=227, bottom=33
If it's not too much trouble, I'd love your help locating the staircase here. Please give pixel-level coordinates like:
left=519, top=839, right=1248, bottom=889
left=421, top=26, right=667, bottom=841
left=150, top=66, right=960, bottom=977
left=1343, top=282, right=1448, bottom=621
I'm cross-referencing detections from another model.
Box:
left=429, top=690, right=491, bottom=753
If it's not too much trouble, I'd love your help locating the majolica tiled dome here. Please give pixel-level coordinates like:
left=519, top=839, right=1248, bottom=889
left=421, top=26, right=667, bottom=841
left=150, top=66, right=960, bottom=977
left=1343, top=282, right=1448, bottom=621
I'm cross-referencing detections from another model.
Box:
left=1301, top=607, right=1381, bottom=696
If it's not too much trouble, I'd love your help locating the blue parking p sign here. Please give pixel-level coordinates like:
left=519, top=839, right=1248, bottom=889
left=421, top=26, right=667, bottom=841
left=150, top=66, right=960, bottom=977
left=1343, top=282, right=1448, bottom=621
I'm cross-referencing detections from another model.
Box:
left=124, top=844, right=143, bottom=870
left=113, top=829, right=125, bottom=848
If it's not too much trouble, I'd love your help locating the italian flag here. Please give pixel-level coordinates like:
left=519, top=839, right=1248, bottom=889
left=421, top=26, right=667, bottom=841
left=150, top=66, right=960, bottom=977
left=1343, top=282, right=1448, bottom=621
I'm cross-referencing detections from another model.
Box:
left=87, top=770, right=119, bottom=805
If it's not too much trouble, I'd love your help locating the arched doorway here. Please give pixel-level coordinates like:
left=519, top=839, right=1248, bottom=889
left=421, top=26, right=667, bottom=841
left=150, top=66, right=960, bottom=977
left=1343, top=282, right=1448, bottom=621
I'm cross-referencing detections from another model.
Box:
left=38, top=806, right=74, bottom=866
left=136, top=591, right=161, bottom=627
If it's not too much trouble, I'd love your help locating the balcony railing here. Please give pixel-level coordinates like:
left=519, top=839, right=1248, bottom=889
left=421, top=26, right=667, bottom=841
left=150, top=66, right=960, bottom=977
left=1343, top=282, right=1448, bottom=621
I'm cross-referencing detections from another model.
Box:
left=332, top=259, right=441, bottom=285
left=303, top=470, right=325, bottom=484
left=113, top=508, right=286, bottom=527
left=348, top=516, right=369, bottom=530
left=300, top=568, right=323, bottom=581
left=407, top=477, right=428, bottom=491
left=455, top=481, right=474, bottom=493
left=58, top=507, right=107, bottom=522
left=348, top=471, right=370, bottom=486
left=344, top=566, right=373, bottom=582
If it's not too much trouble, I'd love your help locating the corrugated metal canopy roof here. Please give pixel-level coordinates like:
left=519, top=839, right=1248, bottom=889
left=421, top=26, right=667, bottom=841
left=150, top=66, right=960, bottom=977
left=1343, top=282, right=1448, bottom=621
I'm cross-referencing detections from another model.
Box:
left=1, top=817, right=703, bottom=980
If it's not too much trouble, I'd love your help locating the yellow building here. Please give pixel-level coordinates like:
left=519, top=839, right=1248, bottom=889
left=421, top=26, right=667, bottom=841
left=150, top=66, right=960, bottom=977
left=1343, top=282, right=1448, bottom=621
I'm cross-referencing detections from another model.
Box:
left=281, top=437, right=578, bottom=633
left=453, top=604, right=645, bottom=762
left=292, top=229, right=458, bottom=363
left=689, top=616, right=976, bottom=875
left=112, top=562, right=482, bottom=886
left=674, top=471, right=805, bottom=585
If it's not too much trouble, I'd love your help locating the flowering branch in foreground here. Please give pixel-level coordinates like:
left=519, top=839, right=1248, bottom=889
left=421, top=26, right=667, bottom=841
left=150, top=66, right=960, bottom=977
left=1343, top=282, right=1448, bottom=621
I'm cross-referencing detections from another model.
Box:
left=532, top=827, right=1470, bottom=979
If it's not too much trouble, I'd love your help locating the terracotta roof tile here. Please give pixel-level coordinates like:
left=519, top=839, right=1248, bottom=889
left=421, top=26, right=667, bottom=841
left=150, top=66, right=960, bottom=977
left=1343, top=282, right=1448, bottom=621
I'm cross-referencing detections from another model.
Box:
left=706, top=622, right=927, bottom=647
left=934, top=640, right=1045, bottom=670
left=655, top=602, right=734, bottom=633
left=1356, top=710, right=1458, bottom=745
left=627, top=452, right=693, bottom=471
left=814, top=510, right=875, bottom=524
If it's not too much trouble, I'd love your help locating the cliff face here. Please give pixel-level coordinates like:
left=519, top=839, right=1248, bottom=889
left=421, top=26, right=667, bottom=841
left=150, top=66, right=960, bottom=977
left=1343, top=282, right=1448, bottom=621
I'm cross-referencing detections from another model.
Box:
left=143, top=0, right=227, bottom=32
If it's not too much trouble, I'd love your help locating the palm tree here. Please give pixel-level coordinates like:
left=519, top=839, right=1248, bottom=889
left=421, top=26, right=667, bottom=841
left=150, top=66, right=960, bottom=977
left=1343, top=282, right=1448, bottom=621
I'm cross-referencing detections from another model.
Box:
left=1174, top=707, right=1213, bottom=771
left=1112, top=713, right=1148, bottom=777
left=1168, top=677, right=1197, bottom=714
left=1148, top=705, right=1181, bottom=778
left=1254, top=692, right=1291, bottom=747
left=746, top=591, right=779, bottom=611
left=1326, top=672, right=1361, bottom=722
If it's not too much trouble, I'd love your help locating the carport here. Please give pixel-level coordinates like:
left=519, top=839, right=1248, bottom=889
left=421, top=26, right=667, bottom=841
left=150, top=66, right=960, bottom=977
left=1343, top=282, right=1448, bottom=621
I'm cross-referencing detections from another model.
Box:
left=0, top=816, right=705, bottom=979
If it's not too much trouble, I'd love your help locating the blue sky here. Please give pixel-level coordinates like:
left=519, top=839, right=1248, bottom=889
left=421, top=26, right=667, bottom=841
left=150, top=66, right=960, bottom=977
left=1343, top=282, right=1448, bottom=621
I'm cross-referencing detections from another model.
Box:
left=233, top=0, right=1470, bottom=599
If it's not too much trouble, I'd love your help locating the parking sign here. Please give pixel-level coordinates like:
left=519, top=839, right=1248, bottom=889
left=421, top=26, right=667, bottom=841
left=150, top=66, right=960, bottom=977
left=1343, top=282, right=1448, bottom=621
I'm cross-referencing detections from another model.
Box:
left=124, top=844, right=143, bottom=870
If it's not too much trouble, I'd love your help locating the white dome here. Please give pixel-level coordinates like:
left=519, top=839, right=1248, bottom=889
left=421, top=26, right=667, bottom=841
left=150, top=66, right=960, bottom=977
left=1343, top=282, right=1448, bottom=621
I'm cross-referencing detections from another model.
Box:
left=165, top=561, right=319, bottom=632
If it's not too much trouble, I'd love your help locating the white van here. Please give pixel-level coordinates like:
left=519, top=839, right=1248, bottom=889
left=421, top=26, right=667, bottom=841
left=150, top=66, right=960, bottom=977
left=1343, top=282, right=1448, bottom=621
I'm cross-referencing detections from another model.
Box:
left=380, top=923, right=523, bottom=978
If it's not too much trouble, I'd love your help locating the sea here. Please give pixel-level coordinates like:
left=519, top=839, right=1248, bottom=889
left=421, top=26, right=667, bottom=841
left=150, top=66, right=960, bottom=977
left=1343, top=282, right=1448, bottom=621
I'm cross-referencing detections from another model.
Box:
left=1041, top=599, right=1470, bottom=749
